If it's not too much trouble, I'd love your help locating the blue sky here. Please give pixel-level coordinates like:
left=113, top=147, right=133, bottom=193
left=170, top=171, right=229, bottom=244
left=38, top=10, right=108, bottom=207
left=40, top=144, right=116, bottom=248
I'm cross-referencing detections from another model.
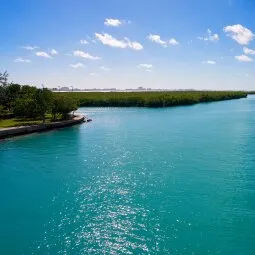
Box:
left=1, top=0, right=255, bottom=90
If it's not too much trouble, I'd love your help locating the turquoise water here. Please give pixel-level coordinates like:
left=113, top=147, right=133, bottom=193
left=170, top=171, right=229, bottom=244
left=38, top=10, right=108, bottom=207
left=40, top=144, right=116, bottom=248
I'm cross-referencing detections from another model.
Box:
left=1, top=96, right=255, bottom=255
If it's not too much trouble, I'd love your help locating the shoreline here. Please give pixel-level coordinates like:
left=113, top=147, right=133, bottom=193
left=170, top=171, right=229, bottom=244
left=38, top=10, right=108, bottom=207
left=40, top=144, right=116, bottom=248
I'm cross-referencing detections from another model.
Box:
left=0, top=115, right=87, bottom=139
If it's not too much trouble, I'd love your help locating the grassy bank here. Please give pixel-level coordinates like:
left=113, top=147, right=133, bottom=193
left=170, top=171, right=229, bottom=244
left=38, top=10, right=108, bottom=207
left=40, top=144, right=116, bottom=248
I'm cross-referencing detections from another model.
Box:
left=59, top=91, right=248, bottom=108
left=0, top=114, right=64, bottom=128
left=0, top=116, right=55, bottom=128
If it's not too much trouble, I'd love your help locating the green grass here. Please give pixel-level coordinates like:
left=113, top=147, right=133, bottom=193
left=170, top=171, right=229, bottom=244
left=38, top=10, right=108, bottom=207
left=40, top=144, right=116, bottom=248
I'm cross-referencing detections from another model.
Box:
left=0, top=117, right=51, bottom=128
left=0, top=114, right=63, bottom=128
left=58, top=91, right=248, bottom=108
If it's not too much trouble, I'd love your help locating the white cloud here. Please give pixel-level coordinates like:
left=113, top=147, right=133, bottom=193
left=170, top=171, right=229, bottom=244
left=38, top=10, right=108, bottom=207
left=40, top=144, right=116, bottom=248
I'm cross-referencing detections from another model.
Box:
left=235, top=54, right=253, bottom=62
left=148, top=34, right=167, bottom=47
left=50, top=49, right=58, bottom=55
left=90, top=72, right=97, bottom=76
left=73, top=50, right=101, bottom=60
left=104, top=18, right=123, bottom=27
left=100, top=66, right=111, bottom=71
left=138, top=64, right=153, bottom=73
left=223, top=24, right=254, bottom=45
left=14, top=58, right=31, bottom=63
left=198, top=29, right=219, bottom=42
left=86, top=36, right=97, bottom=44
left=148, top=34, right=179, bottom=46
left=169, top=38, right=180, bottom=45
left=203, top=60, right=216, bottom=64
left=22, top=45, right=39, bottom=50
left=95, top=33, right=126, bottom=48
left=138, top=64, right=153, bottom=69
left=243, top=47, right=255, bottom=55
left=36, top=51, right=52, bottom=58
left=70, top=63, right=85, bottom=68
left=95, top=33, right=143, bottom=50
left=125, top=38, right=143, bottom=50
left=80, top=40, right=89, bottom=44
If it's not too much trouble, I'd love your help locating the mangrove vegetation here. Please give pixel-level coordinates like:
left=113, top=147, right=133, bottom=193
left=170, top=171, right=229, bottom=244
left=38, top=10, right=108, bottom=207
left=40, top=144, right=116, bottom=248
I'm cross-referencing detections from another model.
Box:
left=60, top=91, right=248, bottom=108
left=0, top=70, right=248, bottom=128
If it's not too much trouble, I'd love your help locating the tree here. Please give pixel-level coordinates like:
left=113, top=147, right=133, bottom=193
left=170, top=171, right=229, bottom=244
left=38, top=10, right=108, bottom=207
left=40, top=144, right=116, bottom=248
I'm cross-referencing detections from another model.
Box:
left=13, top=85, right=38, bottom=118
left=0, top=71, right=9, bottom=107
left=35, top=88, right=53, bottom=123
left=20, top=85, right=37, bottom=97
left=1, top=71, right=78, bottom=122
left=52, top=95, right=78, bottom=120
left=13, top=97, right=38, bottom=118
left=4, top=83, right=21, bottom=110
left=13, top=87, right=53, bottom=122
left=0, top=105, right=4, bottom=114
left=0, top=71, right=8, bottom=87
left=0, top=86, right=6, bottom=107
left=51, top=96, right=62, bottom=121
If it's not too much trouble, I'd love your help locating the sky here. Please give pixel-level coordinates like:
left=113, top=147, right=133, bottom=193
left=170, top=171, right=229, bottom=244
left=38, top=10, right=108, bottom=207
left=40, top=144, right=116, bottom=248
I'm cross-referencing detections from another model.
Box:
left=1, top=0, right=255, bottom=90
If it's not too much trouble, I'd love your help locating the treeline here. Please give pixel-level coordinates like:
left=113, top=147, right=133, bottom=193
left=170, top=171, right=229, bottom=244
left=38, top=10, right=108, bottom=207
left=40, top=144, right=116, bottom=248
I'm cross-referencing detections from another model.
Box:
left=60, top=91, right=248, bottom=108
left=0, top=71, right=248, bottom=120
left=0, top=71, right=78, bottom=122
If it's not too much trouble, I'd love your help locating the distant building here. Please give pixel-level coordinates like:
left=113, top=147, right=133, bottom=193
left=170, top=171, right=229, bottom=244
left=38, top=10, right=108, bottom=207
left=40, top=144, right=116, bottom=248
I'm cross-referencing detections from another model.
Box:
left=60, top=87, right=70, bottom=91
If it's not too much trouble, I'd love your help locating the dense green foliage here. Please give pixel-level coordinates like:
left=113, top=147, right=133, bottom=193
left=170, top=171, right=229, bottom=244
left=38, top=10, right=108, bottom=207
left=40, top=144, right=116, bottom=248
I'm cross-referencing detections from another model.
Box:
left=0, top=72, right=78, bottom=124
left=0, top=71, right=249, bottom=128
left=59, top=91, right=248, bottom=108
left=51, top=95, right=78, bottom=120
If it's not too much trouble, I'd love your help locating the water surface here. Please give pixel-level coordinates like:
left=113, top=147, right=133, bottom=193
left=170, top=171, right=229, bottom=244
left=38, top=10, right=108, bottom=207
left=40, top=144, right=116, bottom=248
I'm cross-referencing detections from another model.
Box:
left=1, top=96, right=255, bottom=254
